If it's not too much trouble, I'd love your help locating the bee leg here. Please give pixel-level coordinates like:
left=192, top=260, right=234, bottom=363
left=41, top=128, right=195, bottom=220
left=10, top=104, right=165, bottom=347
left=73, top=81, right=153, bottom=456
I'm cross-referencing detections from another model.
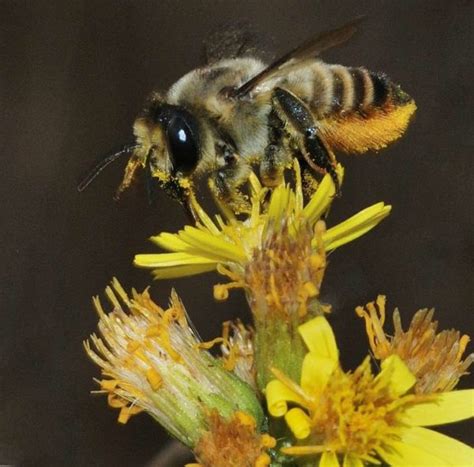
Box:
left=273, top=87, right=340, bottom=195
left=260, top=109, right=289, bottom=187
left=209, top=156, right=251, bottom=214
left=298, top=155, right=323, bottom=199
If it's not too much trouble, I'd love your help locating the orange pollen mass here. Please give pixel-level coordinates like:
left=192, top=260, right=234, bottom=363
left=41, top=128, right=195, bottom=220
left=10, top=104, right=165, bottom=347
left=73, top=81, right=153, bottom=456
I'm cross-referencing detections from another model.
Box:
left=194, top=411, right=274, bottom=467
left=245, top=223, right=326, bottom=320
left=357, top=296, right=474, bottom=393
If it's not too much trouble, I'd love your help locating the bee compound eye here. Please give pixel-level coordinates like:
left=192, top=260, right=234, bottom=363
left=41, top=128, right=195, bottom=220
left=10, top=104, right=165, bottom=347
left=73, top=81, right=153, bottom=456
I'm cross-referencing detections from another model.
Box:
left=167, top=116, right=199, bottom=174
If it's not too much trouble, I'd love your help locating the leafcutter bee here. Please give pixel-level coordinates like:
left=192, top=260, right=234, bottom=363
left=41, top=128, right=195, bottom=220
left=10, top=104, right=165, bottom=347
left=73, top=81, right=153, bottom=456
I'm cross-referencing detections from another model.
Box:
left=78, top=18, right=416, bottom=218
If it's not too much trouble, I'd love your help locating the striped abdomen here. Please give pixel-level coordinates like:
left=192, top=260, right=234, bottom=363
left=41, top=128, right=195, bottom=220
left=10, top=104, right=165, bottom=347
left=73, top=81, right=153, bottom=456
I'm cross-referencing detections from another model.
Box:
left=309, top=62, right=411, bottom=117
left=305, top=62, right=416, bottom=153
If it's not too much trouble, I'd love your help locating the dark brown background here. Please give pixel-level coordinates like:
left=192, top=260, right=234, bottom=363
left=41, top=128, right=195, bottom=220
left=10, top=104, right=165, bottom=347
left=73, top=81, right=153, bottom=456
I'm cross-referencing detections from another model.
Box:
left=1, top=1, right=473, bottom=465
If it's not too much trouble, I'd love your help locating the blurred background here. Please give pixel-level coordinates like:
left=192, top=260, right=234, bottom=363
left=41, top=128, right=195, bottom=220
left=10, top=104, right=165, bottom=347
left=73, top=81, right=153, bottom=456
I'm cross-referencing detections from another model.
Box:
left=1, top=0, right=473, bottom=465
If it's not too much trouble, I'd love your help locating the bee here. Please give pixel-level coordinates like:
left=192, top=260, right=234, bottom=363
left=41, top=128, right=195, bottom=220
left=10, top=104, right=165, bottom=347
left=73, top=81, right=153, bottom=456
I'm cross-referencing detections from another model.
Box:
left=78, top=18, right=416, bottom=218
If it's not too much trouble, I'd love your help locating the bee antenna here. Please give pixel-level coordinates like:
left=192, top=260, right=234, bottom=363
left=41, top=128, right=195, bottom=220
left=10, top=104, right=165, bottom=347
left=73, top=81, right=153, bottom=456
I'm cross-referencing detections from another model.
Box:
left=77, top=143, right=139, bottom=192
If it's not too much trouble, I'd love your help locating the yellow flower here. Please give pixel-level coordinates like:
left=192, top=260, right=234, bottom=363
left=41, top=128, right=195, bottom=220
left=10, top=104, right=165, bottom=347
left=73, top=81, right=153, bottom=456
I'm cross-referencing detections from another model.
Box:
left=134, top=161, right=391, bottom=284
left=356, top=295, right=474, bottom=393
left=265, top=315, right=474, bottom=466
left=133, top=162, right=391, bottom=391
left=84, top=279, right=263, bottom=448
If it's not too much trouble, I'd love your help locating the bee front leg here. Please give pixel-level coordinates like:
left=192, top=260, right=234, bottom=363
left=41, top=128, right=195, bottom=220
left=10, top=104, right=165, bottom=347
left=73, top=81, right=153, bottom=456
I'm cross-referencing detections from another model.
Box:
left=273, top=87, right=340, bottom=195
left=209, top=154, right=251, bottom=214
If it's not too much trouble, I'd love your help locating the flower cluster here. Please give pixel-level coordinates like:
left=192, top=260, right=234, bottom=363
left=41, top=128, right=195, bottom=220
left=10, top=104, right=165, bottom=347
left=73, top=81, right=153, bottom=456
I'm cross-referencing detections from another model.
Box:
left=84, top=161, right=473, bottom=466
left=266, top=315, right=473, bottom=466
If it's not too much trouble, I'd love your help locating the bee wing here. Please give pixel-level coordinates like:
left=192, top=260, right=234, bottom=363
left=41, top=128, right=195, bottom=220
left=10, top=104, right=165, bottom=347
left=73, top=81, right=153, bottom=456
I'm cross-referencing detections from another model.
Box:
left=204, top=21, right=272, bottom=64
left=231, top=16, right=364, bottom=98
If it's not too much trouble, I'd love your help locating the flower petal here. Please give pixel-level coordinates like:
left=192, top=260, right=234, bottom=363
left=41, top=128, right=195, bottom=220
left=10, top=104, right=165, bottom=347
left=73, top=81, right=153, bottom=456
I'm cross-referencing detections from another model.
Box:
left=189, top=195, right=221, bottom=235
left=150, top=232, right=193, bottom=252
left=402, top=389, right=474, bottom=427
left=293, top=159, right=304, bottom=212
left=267, top=185, right=289, bottom=223
left=179, top=226, right=246, bottom=263
left=343, top=454, right=364, bottom=467
left=298, top=316, right=339, bottom=361
left=285, top=407, right=311, bottom=439
left=134, top=252, right=217, bottom=267
left=320, top=451, right=340, bottom=467
left=281, top=445, right=326, bottom=456
left=303, top=165, right=343, bottom=224
left=151, top=263, right=217, bottom=279
left=266, top=379, right=306, bottom=417
left=377, top=354, right=416, bottom=396
left=322, top=203, right=391, bottom=251
left=378, top=427, right=474, bottom=466
left=301, top=352, right=337, bottom=395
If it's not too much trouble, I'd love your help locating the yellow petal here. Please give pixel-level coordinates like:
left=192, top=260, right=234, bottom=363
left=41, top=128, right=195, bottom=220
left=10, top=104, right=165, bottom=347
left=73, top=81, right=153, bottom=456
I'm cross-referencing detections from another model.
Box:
left=188, top=195, right=221, bottom=235
left=293, top=159, right=304, bottom=212
left=322, top=203, right=391, bottom=251
left=267, top=185, right=291, bottom=225
left=402, top=389, right=474, bottom=427
left=134, top=252, right=217, bottom=267
left=281, top=445, right=327, bottom=456
left=285, top=407, right=312, bottom=439
left=303, top=165, right=343, bottom=224
left=376, top=354, right=416, bottom=396
left=266, top=379, right=305, bottom=417
left=378, top=427, right=474, bottom=466
left=301, top=352, right=337, bottom=394
left=179, top=226, right=246, bottom=263
left=150, top=232, right=191, bottom=252
left=320, top=451, right=340, bottom=467
left=343, top=454, right=363, bottom=467
left=298, top=316, right=339, bottom=361
left=151, top=263, right=217, bottom=279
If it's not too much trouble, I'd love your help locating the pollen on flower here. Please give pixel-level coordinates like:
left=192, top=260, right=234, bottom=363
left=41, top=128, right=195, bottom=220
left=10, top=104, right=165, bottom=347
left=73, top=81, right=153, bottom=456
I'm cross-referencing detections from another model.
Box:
left=356, top=295, right=474, bottom=393
left=245, top=222, right=326, bottom=320
left=84, top=279, right=263, bottom=448
left=194, top=410, right=275, bottom=467
left=267, top=314, right=474, bottom=465
left=220, top=321, right=256, bottom=388
left=277, top=357, right=428, bottom=463
left=85, top=280, right=193, bottom=427
left=197, top=320, right=256, bottom=388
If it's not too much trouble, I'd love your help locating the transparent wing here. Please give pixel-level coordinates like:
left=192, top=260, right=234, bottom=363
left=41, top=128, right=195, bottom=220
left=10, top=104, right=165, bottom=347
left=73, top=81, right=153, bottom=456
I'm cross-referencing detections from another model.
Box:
left=203, top=21, right=272, bottom=64
left=231, top=16, right=364, bottom=98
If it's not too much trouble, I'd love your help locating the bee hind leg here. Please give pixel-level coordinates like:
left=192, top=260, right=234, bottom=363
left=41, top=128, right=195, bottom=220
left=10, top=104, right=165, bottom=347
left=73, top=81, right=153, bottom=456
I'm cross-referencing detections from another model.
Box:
left=273, top=87, right=340, bottom=195
left=260, top=109, right=290, bottom=187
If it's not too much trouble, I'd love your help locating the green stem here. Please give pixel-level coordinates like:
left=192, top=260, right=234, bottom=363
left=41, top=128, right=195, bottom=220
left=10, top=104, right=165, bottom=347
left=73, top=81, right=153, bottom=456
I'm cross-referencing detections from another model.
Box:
left=254, top=315, right=306, bottom=391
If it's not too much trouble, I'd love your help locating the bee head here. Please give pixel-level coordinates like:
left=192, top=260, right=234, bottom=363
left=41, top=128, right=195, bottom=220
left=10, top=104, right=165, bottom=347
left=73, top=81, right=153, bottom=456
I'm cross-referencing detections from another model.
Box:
left=135, top=99, right=201, bottom=178
left=78, top=96, right=202, bottom=211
